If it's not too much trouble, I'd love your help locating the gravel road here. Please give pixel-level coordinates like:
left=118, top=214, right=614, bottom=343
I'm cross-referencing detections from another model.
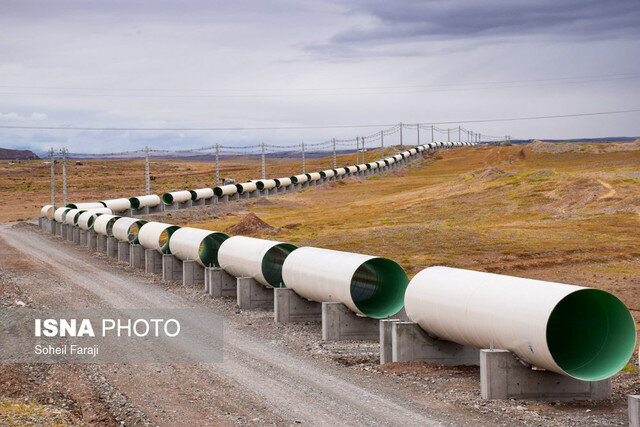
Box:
left=0, top=222, right=486, bottom=426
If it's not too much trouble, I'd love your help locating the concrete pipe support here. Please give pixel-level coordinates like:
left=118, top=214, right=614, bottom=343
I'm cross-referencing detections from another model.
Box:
left=404, top=266, right=636, bottom=381
left=162, top=190, right=192, bottom=205
left=112, top=217, right=148, bottom=243
left=213, top=184, right=238, bottom=197
left=129, top=195, right=161, bottom=209
left=138, top=221, right=181, bottom=254
left=282, top=247, right=408, bottom=318
left=100, top=198, right=131, bottom=212
left=218, top=236, right=297, bottom=288
left=190, top=188, right=214, bottom=201
left=168, top=227, right=229, bottom=267
left=93, top=214, right=122, bottom=236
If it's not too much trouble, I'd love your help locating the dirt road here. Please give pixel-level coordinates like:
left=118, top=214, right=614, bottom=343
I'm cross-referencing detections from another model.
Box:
left=0, top=222, right=488, bottom=426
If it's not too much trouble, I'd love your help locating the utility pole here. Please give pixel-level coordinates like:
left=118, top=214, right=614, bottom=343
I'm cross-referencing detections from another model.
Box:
left=332, top=138, right=336, bottom=169
left=458, top=126, right=461, bottom=142
left=361, top=136, right=365, bottom=163
left=62, top=147, right=67, bottom=206
left=261, top=142, right=266, bottom=179
left=399, top=122, right=403, bottom=147
left=355, top=136, right=359, bottom=164
left=380, top=131, right=384, bottom=159
left=479, top=133, right=482, bottom=144
left=431, top=125, right=434, bottom=144
left=301, top=141, right=306, bottom=174
left=447, top=128, right=450, bottom=143
left=215, top=143, right=220, bottom=186
left=145, top=146, right=150, bottom=194
left=417, top=125, right=420, bottom=146
left=50, top=148, right=55, bottom=209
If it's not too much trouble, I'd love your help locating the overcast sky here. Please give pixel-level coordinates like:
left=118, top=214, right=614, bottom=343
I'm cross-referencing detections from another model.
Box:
left=1, top=0, right=639, bottom=153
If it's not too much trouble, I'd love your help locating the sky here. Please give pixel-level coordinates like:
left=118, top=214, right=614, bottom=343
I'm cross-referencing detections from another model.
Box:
left=1, top=0, right=639, bottom=154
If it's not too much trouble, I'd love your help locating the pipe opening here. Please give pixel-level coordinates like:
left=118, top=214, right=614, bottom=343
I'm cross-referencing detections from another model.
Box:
left=105, top=217, right=120, bottom=237
left=256, top=181, right=265, bottom=190
left=546, top=289, right=636, bottom=381
left=189, top=190, right=198, bottom=200
left=350, top=258, right=408, bottom=318
left=87, top=216, right=95, bottom=229
left=129, top=197, right=140, bottom=209
left=198, top=232, right=229, bottom=267
left=262, top=244, right=297, bottom=288
left=158, top=226, right=180, bottom=253
left=162, top=193, right=174, bottom=204
left=213, top=187, right=223, bottom=197
left=128, top=220, right=147, bottom=243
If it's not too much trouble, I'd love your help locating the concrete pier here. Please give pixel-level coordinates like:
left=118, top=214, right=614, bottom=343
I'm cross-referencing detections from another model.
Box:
left=480, top=349, right=610, bottom=400
left=148, top=204, right=163, bottom=214
left=236, top=277, right=273, bottom=309
left=391, top=321, right=479, bottom=365
left=274, top=288, right=322, bottom=323
left=106, top=236, right=118, bottom=258
left=49, top=219, right=56, bottom=234
left=221, top=195, right=229, bottom=203
left=145, top=249, right=163, bottom=274
left=322, top=302, right=379, bottom=341
left=629, top=395, right=640, bottom=427
left=205, top=267, right=236, bottom=297
left=73, top=227, right=80, bottom=244
left=129, top=244, right=145, bottom=268
left=182, top=260, right=204, bottom=286
left=192, top=198, right=205, bottom=207
left=178, top=200, right=193, bottom=209
left=79, top=229, right=87, bottom=246
left=379, top=319, right=401, bottom=364
left=87, top=231, right=97, bottom=249
left=162, top=254, right=183, bottom=281
left=117, top=241, right=130, bottom=263
left=96, top=234, right=107, bottom=253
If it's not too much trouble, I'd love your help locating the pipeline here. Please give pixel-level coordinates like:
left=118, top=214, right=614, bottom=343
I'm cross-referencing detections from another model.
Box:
left=162, top=190, right=192, bottom=205
left=190, top=188, right=214, bottom=200
left=403, top=267, right=636, bottom=381
left=100, top=198, right=131, bottom=212
left=274, top=177, right=292, bottom=188
left=138, top=221, right=181, bottom=254
left=53, top=207, right=70, bottom=223
left=282, top=247, right=408, bottom=318
left=256, top=180, right=277, bottom=191
left=129, top=194, right=161, bottom=209
left=218, top=236, right=297, bottom=287
left=168, top=227, right=229, bottom=267
left=66, top=202, right=104, bottom=210
left=93, top=214, right=122, bottom=236
left=40, top=205, right=54, bottom=219
left=290, top=174, right=308, bottom=185
left=214, top=184, right=238, bottom=197
left=236, top=181, right=258, bottom=194
left=77, top=211, right=102, bottom=230
left=112, top=217, right=148, bottom=244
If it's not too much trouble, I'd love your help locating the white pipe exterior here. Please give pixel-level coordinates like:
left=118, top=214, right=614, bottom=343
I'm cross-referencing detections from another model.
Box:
left=306, top=172, right=321, bottom=181
left=93, top=214, right=121, bottom=236
left=112, top=217, right=146, bottom=243
left=41, top=205, right=54, bottom=219
left=404, top=267, right=635, bottom=380
left=83, top=207, right=112, bottom=215
left=138, top=221, right=180, bottom=253
left=236, top=181, right=258, bottom=194
left=375, top=161, right=386, bottom=168
left=392, top=154, right=403, bottom=162
left=346, top=166, right=358, bottom=174
left=67, top=202, right=104, bottom=210
left=275, top=177, right=292, bottom=188
left=356, top=163, right=368, bottom=171
left=218, top=236, right=295, bottom=287
left=130, top=194, right=161, bottom=209
left=256, top=180, right=277, bottom=190
left=190, top=188, right=214, bottom=200
left=334, top=168, right=347, bottom=176
left=291, top=174, right=308, bottom=184
left=168, top=227, right=227, bottom=267
left=162, top=190, right=192, bottom=204
left=409, top=148, right=417, bottom=155
left=321, top=169, right=335, bottom=179
left=53, top=207, right=69, bottom=223
left=64, top=209, right=81, bottom=225
left=100, top=198, right=131, bottom=212
left=386, top=157, right=396, bottom=165
left=367, top=162, right=379, bottom=170
left=214, top=184, right=238, bottom=197
left=77, top=211, right=100, bottom=231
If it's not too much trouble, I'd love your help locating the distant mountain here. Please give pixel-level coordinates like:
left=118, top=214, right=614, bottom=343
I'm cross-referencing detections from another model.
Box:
left=510, top=137, right=639, bottom=145
left=0, top=147, right=39, bottom=160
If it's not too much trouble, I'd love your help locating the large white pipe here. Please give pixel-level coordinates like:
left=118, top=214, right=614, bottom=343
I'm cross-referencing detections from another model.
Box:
left=64, top=209, right=81, bottom=225
left=77, top=211, right=101, bottom=231
left=334, top=168, right=347, bottom=176
left=100, top=198, right=131, bottom=212
left=138, top=221, right=181, bottom=253
left=40, top=205, right=54, bottom=219
left=214, top=184, right=238, bottom=197
left=168, top=227, right=229, bottom=267
left=386, top=157, right=396, bottom=165
left=93, top=214, right=122, bottom=236
left=53, top=207, right=70, bottom=223
left=81, top=207, right=112, bottom=216
left=306, top=172, right=321, bottom=182
left=274, top=177, right=292, bottom=188
left=162, top=190, right=192, bottom=205
left=366, top=162, right=379, bottom=170
left=112, top=217, right=148, bottom=243
left=218, top=236, right=297, bottom=287
left=404, top=267, right=636, bottom=381
left=256, top=179, right=277, bottom=191
left=290, top=174, right=308, bottom=184
left=190, top=188, right=214, bottom=200
left=129, top=195, right=160, bottom=209
left=282, top=247, right=408, bottom=318
left=66, top=202, right=104, bottom=210
left=392, top=154, right=403, bottom=162
left=320, top=170, right=335, bottom=179
left=236, top=181, right=258, bottom=194
left=346, top=166, right=358, bottom=174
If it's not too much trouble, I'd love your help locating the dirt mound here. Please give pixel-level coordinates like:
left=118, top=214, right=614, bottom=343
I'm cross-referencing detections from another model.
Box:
left=531, top=140, right=640, bottom=154
left=542, top=178, right=610, bottom=213
left=224, top=212, right=278, bottom=235
left=466, top=167, right=512, bottom=182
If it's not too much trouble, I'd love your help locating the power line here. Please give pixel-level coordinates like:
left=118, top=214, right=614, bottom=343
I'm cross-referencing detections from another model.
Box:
left=2, top=108, right=639, bottom=132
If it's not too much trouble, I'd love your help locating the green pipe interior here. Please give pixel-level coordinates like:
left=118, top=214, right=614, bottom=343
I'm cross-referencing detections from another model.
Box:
left=128, top=220, right=147, bottom=243
left=198, top=232, right=229, bottom=267
left=162, top=193, right=174, bottom=204
left=350, top=258, right=408, bottom=319
left=189, top=190, right=198, bottom=200
left=261, top=244, right=297, bottom=288
left=158, top=226, right=180, bottom=253
left=129, top=197, right=141, bottom=209
left=546, top=289, right=636, bottom=381
left=105, top=217, right=120, bottom=237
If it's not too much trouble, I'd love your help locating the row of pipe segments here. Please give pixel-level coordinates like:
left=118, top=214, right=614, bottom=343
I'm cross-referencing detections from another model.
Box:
left=39, top=139, right=636, bottom=383
left=41, top=141, right=474, bottom=217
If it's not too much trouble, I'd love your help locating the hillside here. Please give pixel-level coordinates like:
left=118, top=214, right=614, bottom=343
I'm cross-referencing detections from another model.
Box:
left=0, top=148, right=39, bottom=160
